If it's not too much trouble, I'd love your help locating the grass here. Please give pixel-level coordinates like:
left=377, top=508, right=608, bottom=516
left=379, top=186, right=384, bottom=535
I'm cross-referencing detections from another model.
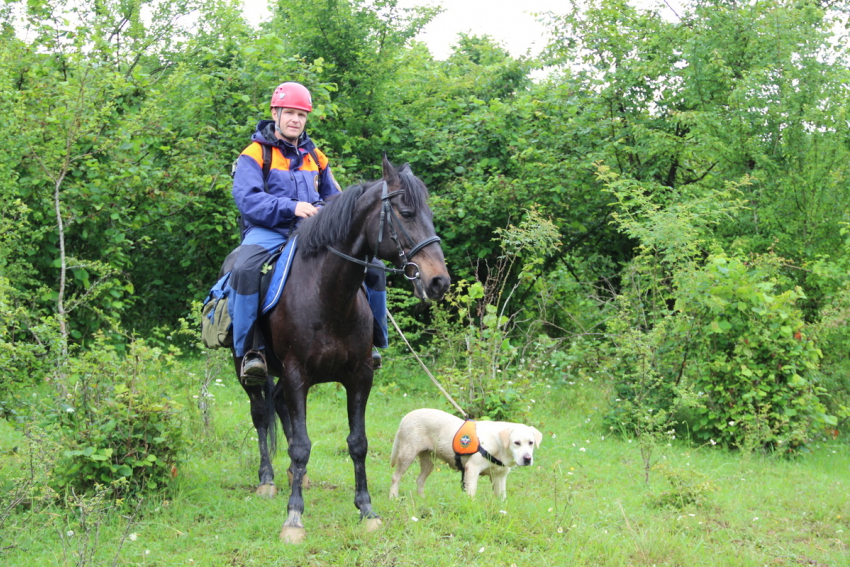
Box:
left=1, top=355, right=848, bottom=566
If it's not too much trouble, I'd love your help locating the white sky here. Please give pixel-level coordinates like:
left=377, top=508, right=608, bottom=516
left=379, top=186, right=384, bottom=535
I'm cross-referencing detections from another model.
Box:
left=243, top=0, right=687, bottom=60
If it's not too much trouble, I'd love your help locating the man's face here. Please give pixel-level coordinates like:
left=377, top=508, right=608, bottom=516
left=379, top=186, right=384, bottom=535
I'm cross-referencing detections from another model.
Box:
left=272, top=107, right=308, bottom=143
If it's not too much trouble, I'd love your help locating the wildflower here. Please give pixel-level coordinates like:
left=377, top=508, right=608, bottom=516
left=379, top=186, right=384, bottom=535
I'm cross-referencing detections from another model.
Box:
left=128, top=533, right=138, bottom=541
left=710, top=439, right=717, bottom=446
left=579, top=448, right=586, bottom=452
left=753, top=517, right=759, bottom=521
left=145, top=550, right=151, bottom=555
left=548, top=508, right=553, bottom=512
left=479, top=547, right=485, bottom=553
left=500, top=510, right=507, bottom=514
left=66, top=407, right=75, bottom=413
left=729, top=421, right=736, bottom=426
left=557, top=527, right=563, bottom=533
left=411, top=517, right=418, bottom=522
left=66, top=530, right=74, bottom=537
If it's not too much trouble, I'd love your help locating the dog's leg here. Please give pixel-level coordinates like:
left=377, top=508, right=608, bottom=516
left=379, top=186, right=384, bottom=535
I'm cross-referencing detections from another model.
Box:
left=389, top=454, right=414, bottom=499
left=463, top=460, right=482, bottom=497
left=415, top=452, right=435, bottom=496
left=491, top=469, right=509, bottom=499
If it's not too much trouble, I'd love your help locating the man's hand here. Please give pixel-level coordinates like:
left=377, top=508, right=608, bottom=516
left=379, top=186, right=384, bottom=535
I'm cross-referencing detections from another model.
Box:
left=294, top=201, right=318, bottom=218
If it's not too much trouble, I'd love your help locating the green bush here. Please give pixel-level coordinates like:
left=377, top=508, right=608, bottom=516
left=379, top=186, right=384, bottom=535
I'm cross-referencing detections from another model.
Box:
left=675, top=254, right=835, bottom=449
left=648, top=463, right=717, bottom=509
left=45, top=336, right=185, bottom=495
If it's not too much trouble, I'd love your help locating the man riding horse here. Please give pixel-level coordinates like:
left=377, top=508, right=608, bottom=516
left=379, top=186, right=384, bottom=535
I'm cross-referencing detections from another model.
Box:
left=227, top=82, right=387, bottom=383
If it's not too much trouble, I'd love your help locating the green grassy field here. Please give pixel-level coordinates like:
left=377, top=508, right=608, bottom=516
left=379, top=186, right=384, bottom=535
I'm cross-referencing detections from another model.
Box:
left=1, top=356, right=848, bottom=566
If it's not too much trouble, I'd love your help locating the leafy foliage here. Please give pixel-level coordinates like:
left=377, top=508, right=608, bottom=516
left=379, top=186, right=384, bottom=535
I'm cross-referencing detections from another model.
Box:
left=676, top=255, right=833, bottom=449
left=44, top=338, right=185, bottom=495
left=428, top=209, right=561, bottom=419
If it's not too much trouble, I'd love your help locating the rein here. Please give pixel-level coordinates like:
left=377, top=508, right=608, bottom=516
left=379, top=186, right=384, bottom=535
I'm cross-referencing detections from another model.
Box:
left=326, top=181, right=441, bottom=290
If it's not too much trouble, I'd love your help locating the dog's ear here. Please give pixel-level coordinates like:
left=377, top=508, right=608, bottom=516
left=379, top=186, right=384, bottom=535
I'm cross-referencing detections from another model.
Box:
left=499, top=428, right=512, bottom=449
left=531, top=427, right=543, bottom=448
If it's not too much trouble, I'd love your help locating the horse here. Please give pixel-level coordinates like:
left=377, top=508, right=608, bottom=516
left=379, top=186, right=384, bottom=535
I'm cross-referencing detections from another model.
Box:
left=229, top=156, right=450, bottom=542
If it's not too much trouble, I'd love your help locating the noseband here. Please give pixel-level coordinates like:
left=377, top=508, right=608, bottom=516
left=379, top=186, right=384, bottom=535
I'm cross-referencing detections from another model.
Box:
left=327, top=181, right=441, bottom=292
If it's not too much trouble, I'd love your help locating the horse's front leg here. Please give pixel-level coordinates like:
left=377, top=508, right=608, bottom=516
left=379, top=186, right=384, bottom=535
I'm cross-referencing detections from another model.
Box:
left=242, top=380, right=277, bottom=498
left=279, top=377, right=311, bottom=544
left=273, top=387, right=311, bottom=489
left=345, top=374, right=381, bottom=532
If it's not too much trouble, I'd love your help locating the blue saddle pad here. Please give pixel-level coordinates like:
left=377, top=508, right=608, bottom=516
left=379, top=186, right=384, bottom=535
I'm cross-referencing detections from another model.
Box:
left=261, top=236, right=298, bottom=315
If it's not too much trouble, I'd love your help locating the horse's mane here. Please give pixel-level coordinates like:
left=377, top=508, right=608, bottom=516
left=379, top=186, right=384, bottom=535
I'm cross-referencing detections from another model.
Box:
left=295, top=164, right=429, bottom=258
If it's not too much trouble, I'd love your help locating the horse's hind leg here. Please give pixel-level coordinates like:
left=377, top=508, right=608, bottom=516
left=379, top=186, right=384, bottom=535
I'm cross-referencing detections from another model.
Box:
left=242, top=380, right=277, bottom=498
left=345, top=379, right=381, bottom=531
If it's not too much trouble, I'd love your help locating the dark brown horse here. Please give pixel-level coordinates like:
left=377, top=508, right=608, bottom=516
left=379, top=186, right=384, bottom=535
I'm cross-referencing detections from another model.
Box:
left=233, top=157, right=450, bottom=542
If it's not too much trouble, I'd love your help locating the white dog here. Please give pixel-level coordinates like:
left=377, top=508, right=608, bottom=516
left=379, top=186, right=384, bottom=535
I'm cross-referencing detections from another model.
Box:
left=389, top=408, right=542, bottom=499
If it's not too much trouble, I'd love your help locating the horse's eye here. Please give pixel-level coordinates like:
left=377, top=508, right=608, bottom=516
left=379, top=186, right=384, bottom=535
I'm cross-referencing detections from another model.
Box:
left=400, top=210, right=415, bottom=219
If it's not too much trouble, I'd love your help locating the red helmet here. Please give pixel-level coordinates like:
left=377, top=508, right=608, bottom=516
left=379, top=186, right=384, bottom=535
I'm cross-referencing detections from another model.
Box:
left=270, top=82, right=312, bottom=112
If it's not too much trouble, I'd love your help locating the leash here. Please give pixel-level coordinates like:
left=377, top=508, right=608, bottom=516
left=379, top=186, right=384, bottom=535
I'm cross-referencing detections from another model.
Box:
left=386, top=310, right=467, bottom=418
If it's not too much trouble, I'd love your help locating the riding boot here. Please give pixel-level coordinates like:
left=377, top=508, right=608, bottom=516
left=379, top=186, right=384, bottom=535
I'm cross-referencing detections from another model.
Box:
left=241, top=350, right=267, bottom=385
left=372, top=348, right=382, bottom=370
left=240, top=327, right=267, bottom=386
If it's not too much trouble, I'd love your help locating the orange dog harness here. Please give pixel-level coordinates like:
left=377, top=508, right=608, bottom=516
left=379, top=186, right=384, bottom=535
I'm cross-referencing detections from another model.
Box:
left=452, top=419, right=480, bottom=455
left=452, top=420, right=504, bottom=484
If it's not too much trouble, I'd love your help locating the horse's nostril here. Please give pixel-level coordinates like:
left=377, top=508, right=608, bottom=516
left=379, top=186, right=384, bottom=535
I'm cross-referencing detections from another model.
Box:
left=429, top=275, right=450, bottom=298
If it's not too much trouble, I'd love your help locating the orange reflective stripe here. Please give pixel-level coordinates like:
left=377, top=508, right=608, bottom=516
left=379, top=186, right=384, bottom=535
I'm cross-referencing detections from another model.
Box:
left=241, top=143, right=291, bottom=171
left=241, top=142, right=265, bottom=167
left=452, top=420, right=479, bottom=455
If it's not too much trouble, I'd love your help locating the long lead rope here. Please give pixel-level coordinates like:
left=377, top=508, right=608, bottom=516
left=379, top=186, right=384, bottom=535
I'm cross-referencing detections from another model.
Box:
left=386, top=310, right=467, bottom=418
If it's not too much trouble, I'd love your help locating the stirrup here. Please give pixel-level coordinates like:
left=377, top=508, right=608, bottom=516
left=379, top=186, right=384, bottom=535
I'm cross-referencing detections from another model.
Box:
left=372, top=348, right=382, bottom=370
left=240, top=350, right=267, bottom=386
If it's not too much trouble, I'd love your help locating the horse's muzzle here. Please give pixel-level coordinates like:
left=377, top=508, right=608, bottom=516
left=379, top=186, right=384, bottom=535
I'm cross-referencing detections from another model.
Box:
left=425, top=274, right=451, bottom=301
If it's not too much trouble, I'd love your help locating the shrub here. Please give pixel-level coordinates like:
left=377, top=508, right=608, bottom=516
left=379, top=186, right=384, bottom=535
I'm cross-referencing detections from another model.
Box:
left=674, top=254, right=835, bottom=449
left=648, top=463, right=717, bottom=509
left=45, top=336, right=185, bottom=495
left=427, top=208, right=562, bottom=419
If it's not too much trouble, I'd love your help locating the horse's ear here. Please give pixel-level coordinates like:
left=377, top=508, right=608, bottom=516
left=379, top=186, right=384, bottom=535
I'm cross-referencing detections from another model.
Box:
left=382, top=152, right=400, bottom=185
left=399, top=162, right=412, bottom=174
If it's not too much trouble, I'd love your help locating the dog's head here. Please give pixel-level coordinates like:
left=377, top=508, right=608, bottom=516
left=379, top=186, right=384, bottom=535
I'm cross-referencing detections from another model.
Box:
left=499, top=424, right=543, bottom=467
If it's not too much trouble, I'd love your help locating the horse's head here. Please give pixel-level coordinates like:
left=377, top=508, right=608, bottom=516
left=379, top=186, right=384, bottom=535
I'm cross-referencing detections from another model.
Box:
left=367, top=156, right=451, bottom=301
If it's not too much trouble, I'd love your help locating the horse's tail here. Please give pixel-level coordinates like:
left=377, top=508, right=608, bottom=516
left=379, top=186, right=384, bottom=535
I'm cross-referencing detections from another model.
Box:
left=264, top=374, right=278, bottom=457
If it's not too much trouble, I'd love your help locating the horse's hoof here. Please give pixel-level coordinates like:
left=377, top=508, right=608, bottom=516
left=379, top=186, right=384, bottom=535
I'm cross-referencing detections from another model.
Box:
left=256, top=483, right=277, bottom=498
left=280, top=526, right=306, bottom=544
left=363, top=518, right=383, bottom=533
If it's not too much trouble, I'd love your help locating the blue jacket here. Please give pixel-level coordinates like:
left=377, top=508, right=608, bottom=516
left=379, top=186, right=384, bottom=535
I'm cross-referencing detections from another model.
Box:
left=232, top=120, right=341, bottom=238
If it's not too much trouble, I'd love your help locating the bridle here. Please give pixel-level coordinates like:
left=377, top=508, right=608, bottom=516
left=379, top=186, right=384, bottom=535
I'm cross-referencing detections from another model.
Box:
left=327, top=180, right=441, bottom=293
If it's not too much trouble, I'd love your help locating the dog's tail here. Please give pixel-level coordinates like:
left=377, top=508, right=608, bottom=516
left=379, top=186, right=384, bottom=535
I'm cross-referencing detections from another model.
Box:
left=389, top=428, right=400, bottom=468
